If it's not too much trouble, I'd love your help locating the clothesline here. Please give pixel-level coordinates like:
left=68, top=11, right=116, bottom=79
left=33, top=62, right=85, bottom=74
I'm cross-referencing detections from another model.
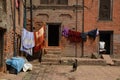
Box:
left=62, top=27, right=99, bottom=43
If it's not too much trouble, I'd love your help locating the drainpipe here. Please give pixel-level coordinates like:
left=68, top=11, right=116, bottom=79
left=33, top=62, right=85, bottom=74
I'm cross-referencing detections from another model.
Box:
left=13, top=0, right=16, bottom=57
left=29, top=0, right=33, bottom=59
left=81, top=0, right=84, bottom=57
left=23, top=0, right=27, bottom=28
left=75, top=0, right=78, bottom=58
left=30, top=0, right=33, bottom=31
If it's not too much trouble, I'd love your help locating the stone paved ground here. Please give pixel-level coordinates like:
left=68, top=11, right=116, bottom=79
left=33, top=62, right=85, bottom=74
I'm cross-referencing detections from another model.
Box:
left=1, top=63, right=120, bottom=80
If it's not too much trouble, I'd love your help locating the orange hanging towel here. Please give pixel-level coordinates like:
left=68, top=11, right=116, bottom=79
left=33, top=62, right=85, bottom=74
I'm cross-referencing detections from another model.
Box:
left=34, top=27, right=44, bottom=53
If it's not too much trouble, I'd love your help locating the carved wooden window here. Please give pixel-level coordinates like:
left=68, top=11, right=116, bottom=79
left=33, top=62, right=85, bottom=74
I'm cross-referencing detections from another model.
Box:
left=41, top=0, right=49, bottom=4
left=49, top=0, right=55, bottom=4
left=57, top=0, right=68, bottom=5
left=40, top=0, right=68, bottom=5
left=99, top=0, right=112, bottom=20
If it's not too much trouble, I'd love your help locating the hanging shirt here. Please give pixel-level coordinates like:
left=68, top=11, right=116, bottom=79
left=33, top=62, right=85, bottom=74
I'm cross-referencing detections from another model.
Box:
left=87, top=28, right=98, bottom=40
left=62, top=27, right=69, bottom=37
left=22, top=28, right=35, bottom=49
left=34, top=27, right=44, bottom=52
left=81, top=32, right=87, bottom=42
left=68, top=30, right=82, bottom=43
left=99, top=41, right=105, bottom=49
left=21, top=43, right=33, bottom=56
left=99, top=41, right=106, bottom=52
left=20, top=28, right=35, bottom=56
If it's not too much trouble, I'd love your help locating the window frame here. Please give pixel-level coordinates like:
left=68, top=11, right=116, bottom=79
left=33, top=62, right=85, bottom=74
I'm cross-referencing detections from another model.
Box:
left=98, top=0, right=113, bottom=21
left=40, top=0, right=68, bottom=5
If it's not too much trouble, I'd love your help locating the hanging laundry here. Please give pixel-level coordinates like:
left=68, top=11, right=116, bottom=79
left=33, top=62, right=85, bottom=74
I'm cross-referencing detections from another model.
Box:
left=87, top=28, right=99, bottom=40
left=62, top=27, right=69, bottom=37
left=68, top=30, right=82, bottom=43
left=16, top=0, right=19, bottom=8
left=96, top=29, right=99, bottom=35
left=21, top=43, right=33, bottom=56
left=20, top=28, right=35, bottom=56
left=81, top=32, right=87, bottom=42
left=34, top=27, right=44, bottom=53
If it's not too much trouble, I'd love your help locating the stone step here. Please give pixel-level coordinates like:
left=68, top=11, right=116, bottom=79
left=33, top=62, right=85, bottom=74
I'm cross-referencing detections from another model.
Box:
left=40, top=62, right=60, bottom=65
left=112, top=59, right=120, bottom=66
left=41, top=48, right=62, bottom=65
left=102, top=54, right=114, bottom=65
left=41, top=57, right=107, bottom=65
left=60, top=57, right=106, bottom=65
left=46, top=51, right=61, bottom=54
left=32, top=57, right=120, bottom=66
left=41, top=57, right=61, bottom=63
left=43, top=54, right=61, bottom=58
left=44, top=48, right=61, bottom=51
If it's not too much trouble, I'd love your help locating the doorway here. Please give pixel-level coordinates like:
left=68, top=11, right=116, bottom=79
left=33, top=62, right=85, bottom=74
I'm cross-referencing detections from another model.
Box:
left=47, top=24, right=60, bottom=46
left=0, top=29, right=4, bottom=67
left=99, top=31, right=113, bottom=54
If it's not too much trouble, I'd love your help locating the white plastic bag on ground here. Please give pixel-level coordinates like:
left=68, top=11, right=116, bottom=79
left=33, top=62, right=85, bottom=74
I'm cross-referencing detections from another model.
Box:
left=23, top=63, right=32, bottom=72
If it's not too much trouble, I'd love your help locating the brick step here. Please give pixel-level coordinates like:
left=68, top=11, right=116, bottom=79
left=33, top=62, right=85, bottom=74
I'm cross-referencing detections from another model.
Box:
left=41, top=57, right=61, bottom=62
left=41, top=57, right=107, bottom=65
left=44, top=48, right=62, bottom=55
left=101, top=54, right=114, bottom=65
left=60, top=57, right=106, bottom=65
left=41, top=48, right=62, bottom=65
left=45, top=51, right=61, bottom=54
left=113, top=59, right=120, bottom=66
left=44, top=48, right=61, bottom=51
left=40, top=62, right=60, bottom=65
left=43, top=54, right=61, bottom=58
left=32, top=57, right=120, bottom=66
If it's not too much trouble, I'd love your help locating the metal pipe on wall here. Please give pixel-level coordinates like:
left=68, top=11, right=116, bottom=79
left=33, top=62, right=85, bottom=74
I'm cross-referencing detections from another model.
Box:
left=81, top=0, right=84, bottom=57
left=30, top=0, right=33, bottom=31
left=13, top=0, right=16, bottom=57
left=75, top=0, right=78, bottom=58
left=23, top=0, right=27, bottom=28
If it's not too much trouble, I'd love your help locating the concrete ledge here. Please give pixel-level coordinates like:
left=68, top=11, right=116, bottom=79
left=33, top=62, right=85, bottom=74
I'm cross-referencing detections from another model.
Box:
left=113, top=59, right=120, bottom=66
left=60, top=57, right=106, bottom=66
left=40, top=57, right=120, bottom=66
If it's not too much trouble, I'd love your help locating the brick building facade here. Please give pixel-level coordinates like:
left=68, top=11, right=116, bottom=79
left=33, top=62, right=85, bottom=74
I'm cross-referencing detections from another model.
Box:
left=27, top=0, right=83, bottom=57
left=0, top=0, right=24, bottom=72
left=26, top=0, right=120, bottom=58
left=0, top=0, right=120, bottom=73
left=84, top=0, right=120, bottom=58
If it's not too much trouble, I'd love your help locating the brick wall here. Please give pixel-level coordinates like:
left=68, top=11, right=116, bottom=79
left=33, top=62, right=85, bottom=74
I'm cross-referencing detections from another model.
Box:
left=84, top=0, right=120, bottom=57
left=26, top=0, right=83, bottom=57
left=26, top=0, right=120, bottom=58
left=0, top=0, right=24, bottom=72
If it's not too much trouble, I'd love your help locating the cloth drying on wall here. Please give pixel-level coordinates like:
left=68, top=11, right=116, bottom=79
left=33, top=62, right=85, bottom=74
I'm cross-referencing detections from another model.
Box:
left=87, top=28, right=99, bottom=40
left=34, top=26, right=45, bottom=53
left=20, top=28, right=35, bottom=56
left=68, top=30, right=82, bottom=43
left=62, top=27, right=99, bottom=43
left=81, top=32, right=87, bottom=42
left=62, top=27, right=69, bottom=38
left=99, top=41, right=106, bottom=52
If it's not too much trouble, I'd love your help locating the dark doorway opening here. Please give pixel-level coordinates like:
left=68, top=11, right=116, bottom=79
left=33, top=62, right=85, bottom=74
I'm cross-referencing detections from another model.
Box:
left=48, top=24, right=60, bottom=46
left=0, top=29, right=5, bottom=67
left=99, top=31, right=113, bottom=54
